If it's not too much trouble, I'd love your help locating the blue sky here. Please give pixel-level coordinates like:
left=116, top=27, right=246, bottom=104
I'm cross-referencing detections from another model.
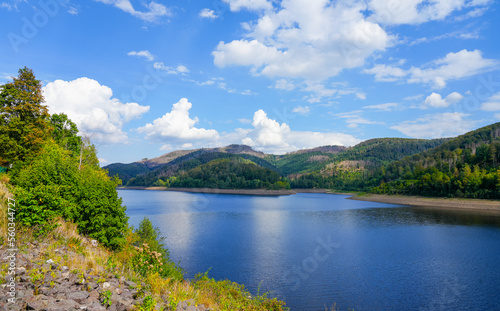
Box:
left=1, top=0, right=500, bottom=164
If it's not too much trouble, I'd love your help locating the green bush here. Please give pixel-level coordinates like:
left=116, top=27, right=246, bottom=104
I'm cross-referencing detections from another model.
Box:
left=133, top=217, right=184, bottom=280
left=12, top=141, right=128, bottom=249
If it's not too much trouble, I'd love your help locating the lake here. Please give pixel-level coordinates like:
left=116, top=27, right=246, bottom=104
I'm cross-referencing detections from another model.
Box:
left=118, top=190, right=500, bottom=311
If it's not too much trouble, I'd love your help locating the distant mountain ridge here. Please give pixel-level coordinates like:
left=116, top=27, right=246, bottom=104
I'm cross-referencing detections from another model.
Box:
left=105, top=138, right=450, bottom=187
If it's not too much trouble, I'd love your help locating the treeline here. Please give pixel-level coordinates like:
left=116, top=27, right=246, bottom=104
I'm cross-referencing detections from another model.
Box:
left=290, top=124, right=500, bottom=199
left=372, top=125, right=500, bottom=199
left=143, top=158, right=291, bottom=190
left=126, top=151, right=281, bottom=187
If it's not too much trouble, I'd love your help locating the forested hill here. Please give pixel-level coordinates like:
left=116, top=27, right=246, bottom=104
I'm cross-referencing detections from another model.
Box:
left=373, top=122, right=500, bottom=198
left=105, top=138, right=449, bottom=188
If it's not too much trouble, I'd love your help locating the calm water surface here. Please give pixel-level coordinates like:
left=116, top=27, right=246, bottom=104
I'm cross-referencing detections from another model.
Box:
left=118, top=190, right=500, bottom=311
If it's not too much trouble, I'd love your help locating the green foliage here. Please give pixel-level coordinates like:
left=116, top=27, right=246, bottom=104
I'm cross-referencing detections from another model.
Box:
left=105, top=162, right=151, bottom=185
left=133, top=217, right=183, bottom=280
left=194, top=272, right=288, bottom=311
left=170, top=158, right=289, bottom=190
left=72, top=165, right=128, bottom=250
left=50, top=113, right=82, bottom=156
left=12, top=140, right=128, bottom=249
left=0, top=67, right=52, bottom=166
left=371, top=123, right=500, bottom=199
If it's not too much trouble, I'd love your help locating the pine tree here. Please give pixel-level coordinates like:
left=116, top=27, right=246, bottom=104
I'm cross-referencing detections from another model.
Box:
left=0, top=67, right=52, bottom=166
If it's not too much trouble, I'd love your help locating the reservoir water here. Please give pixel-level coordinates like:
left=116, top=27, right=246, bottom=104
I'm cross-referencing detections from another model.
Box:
left=118, top=190, right=500, bottom=311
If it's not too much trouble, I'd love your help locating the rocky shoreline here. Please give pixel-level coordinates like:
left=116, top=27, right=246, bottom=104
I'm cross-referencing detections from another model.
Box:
left=0, top=241, right=209, bottom=311
left=349, top=194, right=500, bottom=213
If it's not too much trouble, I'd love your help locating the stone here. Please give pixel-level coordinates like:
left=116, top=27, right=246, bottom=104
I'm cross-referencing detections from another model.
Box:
left=67, top=291, right=90, bottom=303
left=102, top=282, right=111, bottom=289
left=89, top=290, right=99, bottom=299
left=46, top=299, right=79, bottom=311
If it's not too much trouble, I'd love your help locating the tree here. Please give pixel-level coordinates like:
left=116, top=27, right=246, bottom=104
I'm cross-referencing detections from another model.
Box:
left=0, top=67, right=52, bottom=166
left=50, top=113, right=82, bottom=155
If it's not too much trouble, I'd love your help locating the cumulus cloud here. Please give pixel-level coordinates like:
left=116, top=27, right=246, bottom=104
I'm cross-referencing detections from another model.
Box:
left=423, top=92, right=463, bottom=108
left=213, top=0, right=392, bottom=81
left=95, top=0, right=171, bottom=22
left=199, top=8, right=218, bottom=19
left=368, top=0, right=490, bottom=25
left=366, top=49, right=498, bottom=88
left=237, top=110, right=359, bottom=153
left=128, top=50, right=155, bottom=61
left=137, top=98, right=220, bottom=143
left=136, top=99, right=360, bottom=154
left=43, top=77, right=150, bottom=143
left=391, top=112, right=477, bottom=138
left=480, top=92, right=500, bottom=111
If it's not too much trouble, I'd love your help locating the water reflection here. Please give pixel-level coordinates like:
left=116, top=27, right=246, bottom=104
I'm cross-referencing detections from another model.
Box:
left=119, top=190, right=500, bottom=311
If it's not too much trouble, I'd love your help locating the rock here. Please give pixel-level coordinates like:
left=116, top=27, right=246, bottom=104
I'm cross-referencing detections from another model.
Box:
left=67, top=291, right=90, bottom=303
left=89, top=290, right=99, bottom=299
left=102, top=282, right=111, bottom=289
left=46, top=299, right=79, bottom=311
left=16, top=267, right=26, bottom=275
left=26, top=294, right=50, bottom=310
left=124, top=280, right=136, bottom=288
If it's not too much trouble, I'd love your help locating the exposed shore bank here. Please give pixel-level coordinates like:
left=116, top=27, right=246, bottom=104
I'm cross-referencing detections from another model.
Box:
left=117, top=187, right=500, bottom=213
left=117, top=186, right=297, bottom=196
left=349, top=193, right=500, bottom=213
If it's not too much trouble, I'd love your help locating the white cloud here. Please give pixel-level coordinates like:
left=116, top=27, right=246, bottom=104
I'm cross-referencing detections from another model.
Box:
left=213, top=0, right=392, bottom=81
left=391, top=112, right=477, bottom=138
left=222, top=0, right=272, bottom=12
left=423, top=92, right=463, bottom=108
left=199, top=8, right=218, bottom=19
left=43, top=78, right=150, bottom=143
left=363, top=103, right=398, bottom=111
left=356, top=92, right=367, bottom=100
left=480, top=92, right=500, bottom=111
left=408, top=49, right=498, bottom=88
left=334, top=110, right=384, bottom=128
left=366, top=49, right=498, bottom=88
left=236, top=109, right=359, bottom=154
left=128, top=50, right=155, bottom=61
left=95, top=0, right=171, bottom=22
left=368, top=0, right=490, bottom=25
left=238, top=118, right=252, bottom=124
left=292, top=106, right=310, bottom=115
left=153, top=62, right=189, bottom=75
left=274, top=79, right=295, bottom=91
left=137, top=98, right=220, bottom=143
left=363, top=64, right=408, bottom=82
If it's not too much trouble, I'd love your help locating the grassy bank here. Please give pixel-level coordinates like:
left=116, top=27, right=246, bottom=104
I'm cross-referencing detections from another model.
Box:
left=1, top=181, right=288, bottom=311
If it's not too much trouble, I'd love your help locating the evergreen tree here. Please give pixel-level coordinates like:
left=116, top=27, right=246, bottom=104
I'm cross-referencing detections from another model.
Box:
left=0, top=67, right=51, bottom=166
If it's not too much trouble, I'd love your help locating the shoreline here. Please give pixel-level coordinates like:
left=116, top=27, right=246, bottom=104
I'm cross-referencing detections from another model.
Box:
left=117, top=186, right=297, bottom=196
left=117, top=187, right=500, bottom=213
left=349, top=193, right=500, bottom=213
